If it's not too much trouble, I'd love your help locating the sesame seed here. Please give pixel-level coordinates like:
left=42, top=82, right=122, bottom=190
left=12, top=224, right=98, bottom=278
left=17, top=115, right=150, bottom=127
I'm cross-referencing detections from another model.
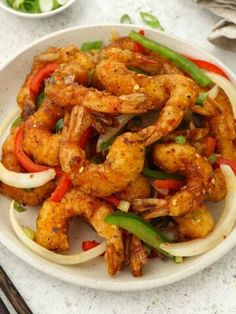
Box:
left=79, top=167, right=84, bottom=173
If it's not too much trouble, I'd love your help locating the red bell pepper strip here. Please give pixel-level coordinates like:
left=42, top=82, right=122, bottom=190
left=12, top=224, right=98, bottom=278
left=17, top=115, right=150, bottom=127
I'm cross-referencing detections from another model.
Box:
left=79, top=127, right=92, bottom=149
left=133, top=30, right=145, bottom=54
left=204, top=137, right=216, bottom=157
left=215, top=157, right=236, bottom=175
left=104, top=195, right=120, bottom=207
left=50, top=127, right=92, bottom=202
left=154, top=179, right=184, bottom=190
left=82, top=240, right=100, bottom=251
left=30, top=62, right=59, bottom=94
left=185, top=57, right=229, bottom=80
left=15, top=127, right=63, bottom=177
left=14, top=127, right=50, bottom=172
left=50, top=173, right=72, bottom=202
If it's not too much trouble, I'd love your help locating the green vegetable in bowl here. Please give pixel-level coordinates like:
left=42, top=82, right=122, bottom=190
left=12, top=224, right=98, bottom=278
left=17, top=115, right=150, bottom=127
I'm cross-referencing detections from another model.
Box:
left=6, top=0, right=68, bottom=13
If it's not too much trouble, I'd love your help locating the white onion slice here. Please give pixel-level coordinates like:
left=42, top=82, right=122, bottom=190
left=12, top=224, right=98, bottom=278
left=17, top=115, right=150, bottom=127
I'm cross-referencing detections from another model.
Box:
left=10, top=201, right=106, bottom=265
left=0, top=108, right=56, bottom=188
left=207, top=84, right=219, bottom=100
left=0, top=162, right=56, bottom=188
left=96, top=114, right=134, bottom=152
left=205, top=71, right=236, bottom=117
left=160, top=165, right=236, bottom=256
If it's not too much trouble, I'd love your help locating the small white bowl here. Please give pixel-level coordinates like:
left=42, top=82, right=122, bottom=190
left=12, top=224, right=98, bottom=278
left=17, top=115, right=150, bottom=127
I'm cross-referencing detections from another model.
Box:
left=0, top=0, right=76, bottom=18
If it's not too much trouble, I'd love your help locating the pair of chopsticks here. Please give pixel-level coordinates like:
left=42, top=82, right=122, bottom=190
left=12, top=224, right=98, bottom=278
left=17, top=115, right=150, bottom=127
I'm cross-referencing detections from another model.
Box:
left=0, top=265, right=32, bottom=314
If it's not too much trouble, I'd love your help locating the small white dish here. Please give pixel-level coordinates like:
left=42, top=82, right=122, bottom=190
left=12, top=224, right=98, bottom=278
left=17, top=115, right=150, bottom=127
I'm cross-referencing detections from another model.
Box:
left=0, top=24, right=236, bottom=291
left=0, top=0, right=76, bottom=18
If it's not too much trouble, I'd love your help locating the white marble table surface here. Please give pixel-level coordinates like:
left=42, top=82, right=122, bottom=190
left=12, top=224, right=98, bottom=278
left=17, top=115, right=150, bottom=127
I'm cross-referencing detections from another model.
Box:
left=1, top=0, right=236, bottom=313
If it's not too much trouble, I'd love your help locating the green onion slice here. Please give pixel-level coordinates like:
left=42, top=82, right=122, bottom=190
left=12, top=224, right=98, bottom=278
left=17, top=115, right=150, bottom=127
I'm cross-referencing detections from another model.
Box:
left=23, top=226, right=35, bottom=240
left=36, top=90, right=45, bottom=108
left=208, top=153, right=217, bottom=165
left=81, top=41, right=103, bottom=52
left=54, top=118, right=64, bottom=133
left=12, top=116, right=22, bottom=128
left=13, top=201, right=27, bottom=213
left=196, top=92, right=208, bottom=106
left=175, top=135, right=186, bottom=144
left=20, top=0, right=39, bottom=12
left=140, top=11, right=164, bottom=30
left=120, top=14, right=132, bottom=24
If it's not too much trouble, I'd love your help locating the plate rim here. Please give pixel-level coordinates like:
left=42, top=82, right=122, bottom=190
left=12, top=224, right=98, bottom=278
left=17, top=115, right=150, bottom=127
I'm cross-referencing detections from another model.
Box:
left=0, top=23, right=236, bottom=291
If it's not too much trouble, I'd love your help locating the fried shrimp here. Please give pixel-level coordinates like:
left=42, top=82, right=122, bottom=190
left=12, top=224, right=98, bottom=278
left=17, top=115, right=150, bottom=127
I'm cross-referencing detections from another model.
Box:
left=22, top=99, right=65, bottom=166
left=175, top=204, right=214, bottom=240
left=124, top=234, right=147, bottom=277
left=98, top=46, right=161, bottom=75
left=0, top=127, right=55, bottom=205
left=18, top=45, right=95, bottom=120
left=116, top=175, right=151, bottom=201
left=96, top=57, right=198, bottom=145
left=105, top=38, right=182, bottom=74
left=192, top=90, right=236, bottom=161
left=133, top=143, right=226, bottom=218
left=35, top=188, right=124, bottom=276
left=59, top=106, right=145, bottom=197
left=45, top=61, right=151, bottom=113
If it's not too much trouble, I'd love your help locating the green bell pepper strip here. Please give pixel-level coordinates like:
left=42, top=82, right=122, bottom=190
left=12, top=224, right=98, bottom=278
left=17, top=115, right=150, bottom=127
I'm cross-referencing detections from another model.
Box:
left=128, top=31, right=212, bottom=87
left=142, top=167, right=183, bottom=181
left=105, top=212, right=182, bottom=262
left=105, top=212, right=168, bottom=250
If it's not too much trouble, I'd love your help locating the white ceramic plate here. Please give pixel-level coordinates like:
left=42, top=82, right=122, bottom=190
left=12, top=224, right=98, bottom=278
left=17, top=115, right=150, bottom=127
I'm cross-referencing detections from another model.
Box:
left=0, top=24, right=236, bottom=291
left=0, top=0, right=76, bottom=18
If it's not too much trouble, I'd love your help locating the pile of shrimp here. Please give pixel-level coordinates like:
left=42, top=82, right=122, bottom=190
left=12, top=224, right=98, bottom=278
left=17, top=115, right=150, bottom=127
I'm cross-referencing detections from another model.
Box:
left=1, top=34, right=233, bottom=278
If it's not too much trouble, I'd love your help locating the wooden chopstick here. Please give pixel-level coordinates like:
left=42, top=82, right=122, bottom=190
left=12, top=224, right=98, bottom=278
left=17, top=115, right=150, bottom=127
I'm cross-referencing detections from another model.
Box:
left=0, top=265, right=32, bottom=314
left=0, top=297, right=10, bottom=314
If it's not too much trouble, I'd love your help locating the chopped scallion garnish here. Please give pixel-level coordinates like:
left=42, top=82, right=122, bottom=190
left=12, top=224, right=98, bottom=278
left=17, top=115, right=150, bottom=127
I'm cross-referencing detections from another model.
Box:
left=174, top=256, right=183, bottom=264
left=13, top=201, right=27, bottom=213
left=36, top=90, right=45, bottom=108
left=208, top=153, right=217, bottom=165
left=12, top=116, right=22, bottom=128
left=140, top=11, right=164, bottom=30
left=23, top=226, right=35, bottom=240
left=81, top=41, right=103, bottom=52
left=120, top=14, right=132, bottom=24
left=175, top=135, right=186, bottom=144
left=54, top=118, right=64, bottom=133
left=196, top=92, right=208, bottom=106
